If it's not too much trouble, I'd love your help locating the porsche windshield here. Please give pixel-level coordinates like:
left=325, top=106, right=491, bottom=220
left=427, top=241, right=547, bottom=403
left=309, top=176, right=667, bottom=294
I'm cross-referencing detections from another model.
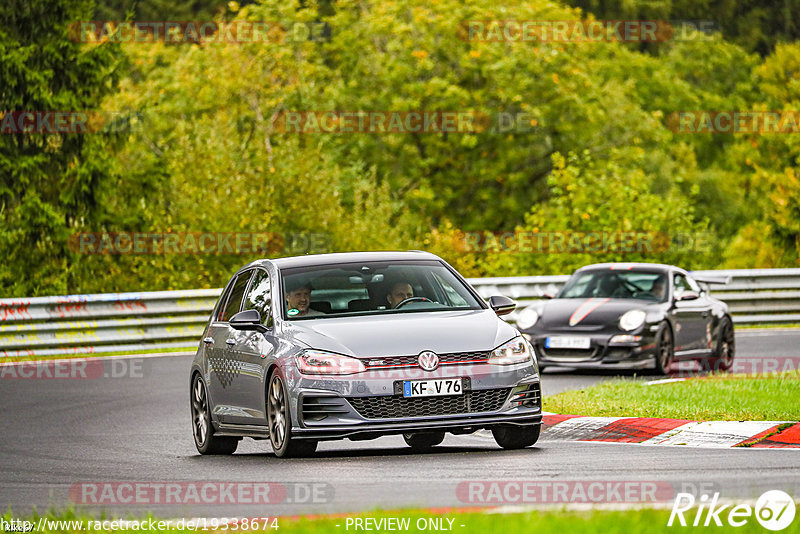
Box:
left=558, top=270, right=667, bottom=301
left=280, top=260, right=484, bottom=319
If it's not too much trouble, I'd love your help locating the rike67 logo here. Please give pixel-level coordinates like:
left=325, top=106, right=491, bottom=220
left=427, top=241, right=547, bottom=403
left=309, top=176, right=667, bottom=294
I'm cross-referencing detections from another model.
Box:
left=669, top=490, right=796, bottom=530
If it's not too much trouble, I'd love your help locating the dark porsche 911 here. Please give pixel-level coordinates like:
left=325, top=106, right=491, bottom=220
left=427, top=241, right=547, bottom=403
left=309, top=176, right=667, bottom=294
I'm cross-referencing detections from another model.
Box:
left=516, top=263, right=734, bottom=374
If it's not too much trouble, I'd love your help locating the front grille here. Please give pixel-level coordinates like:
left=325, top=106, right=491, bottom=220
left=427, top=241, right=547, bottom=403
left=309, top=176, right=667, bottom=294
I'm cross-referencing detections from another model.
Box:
left=509, top=382, right=541, bottom=409
left=347, top=388, right=511, bottom=419
left=538, top=345, right=599, bottom=361
left=363, top=351, right=490, bottom=369
left=301, top=395, right=350, bottom=422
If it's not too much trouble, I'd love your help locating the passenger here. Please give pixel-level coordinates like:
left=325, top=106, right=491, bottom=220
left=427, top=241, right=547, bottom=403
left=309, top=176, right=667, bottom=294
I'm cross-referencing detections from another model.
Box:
left=285, top=280, right=324, bottom=317
left=386, top=281, right=414, bottom=309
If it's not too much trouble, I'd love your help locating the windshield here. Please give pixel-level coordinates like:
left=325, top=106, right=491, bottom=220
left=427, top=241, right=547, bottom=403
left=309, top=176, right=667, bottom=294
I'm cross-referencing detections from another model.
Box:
left=558, top=270, right=668, bottom=302
left=280, top=260, right=484, bottom=320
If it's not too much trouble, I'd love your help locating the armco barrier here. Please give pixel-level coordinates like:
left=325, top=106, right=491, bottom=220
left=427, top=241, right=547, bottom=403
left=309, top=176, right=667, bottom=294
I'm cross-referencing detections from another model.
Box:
left=1, top=269, right=799, bottom=358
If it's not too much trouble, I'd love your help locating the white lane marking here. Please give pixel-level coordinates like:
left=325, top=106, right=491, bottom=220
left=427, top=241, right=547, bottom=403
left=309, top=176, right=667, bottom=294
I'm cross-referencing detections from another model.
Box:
left=644, top=378, right=689, bottom=385
left=640, top=421, right=784, bottom=448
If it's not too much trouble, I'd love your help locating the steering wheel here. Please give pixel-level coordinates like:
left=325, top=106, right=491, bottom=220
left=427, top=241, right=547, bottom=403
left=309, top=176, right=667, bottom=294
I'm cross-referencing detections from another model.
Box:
left=394, top=296, right=432, bottom=309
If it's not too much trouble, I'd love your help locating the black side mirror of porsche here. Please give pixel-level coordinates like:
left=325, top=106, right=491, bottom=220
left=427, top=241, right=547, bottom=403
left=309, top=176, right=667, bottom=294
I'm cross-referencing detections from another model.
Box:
left=541, top=293, right=554, bottom=299
left=675, top=291, right=699, bottom=302
left=489, top=295, right=516, bottom=316
left=230, top=309, right=268, bottom=332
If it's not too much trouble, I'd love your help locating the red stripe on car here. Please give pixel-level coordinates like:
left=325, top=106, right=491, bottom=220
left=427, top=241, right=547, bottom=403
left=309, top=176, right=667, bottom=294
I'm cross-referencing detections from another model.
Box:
left=569, top=298, right=609, bottom=326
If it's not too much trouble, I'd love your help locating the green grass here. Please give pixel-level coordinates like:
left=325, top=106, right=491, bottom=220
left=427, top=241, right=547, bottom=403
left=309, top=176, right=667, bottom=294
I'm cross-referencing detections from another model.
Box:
left=8, top=507, right=799, bottom=534
left=543, top=371, right=800, bottom=420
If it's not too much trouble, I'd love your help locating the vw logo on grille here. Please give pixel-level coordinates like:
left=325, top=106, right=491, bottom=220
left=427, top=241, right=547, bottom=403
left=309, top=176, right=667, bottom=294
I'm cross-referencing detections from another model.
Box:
left=417, top=351, right=439, bottom=371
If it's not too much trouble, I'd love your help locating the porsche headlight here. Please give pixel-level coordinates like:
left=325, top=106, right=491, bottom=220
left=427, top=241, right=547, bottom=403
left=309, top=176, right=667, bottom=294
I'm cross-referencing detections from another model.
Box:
left=619, top=310, right=646, bottom=331
left=516, top=307, right=540, bottom=330
left=489, top=336, right=533, bottom=365
left=295, top=350, right=366, bottom=375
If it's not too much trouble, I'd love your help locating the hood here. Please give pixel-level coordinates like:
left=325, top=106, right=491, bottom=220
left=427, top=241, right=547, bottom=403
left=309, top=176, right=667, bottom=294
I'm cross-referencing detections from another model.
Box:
left=538, top=298, right=653, bottom=328
left=280, top=309, right=519, bottom=357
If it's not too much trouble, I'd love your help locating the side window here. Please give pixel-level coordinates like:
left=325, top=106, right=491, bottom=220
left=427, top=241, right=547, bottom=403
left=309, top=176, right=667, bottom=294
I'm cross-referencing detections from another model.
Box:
left=220, top=271, right=252, bottom=322
left=214, top=277, right=237, bottom=322
left=685, top=276, right=701, bottom=292
left=243, top=269, right=272, bottom=325
left=674, top=274, right=692, bottom=295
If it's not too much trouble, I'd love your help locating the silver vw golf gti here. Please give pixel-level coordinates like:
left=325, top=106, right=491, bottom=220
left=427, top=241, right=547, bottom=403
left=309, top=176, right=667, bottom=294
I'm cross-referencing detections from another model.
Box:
left=189, top=251, right=542, bottom=457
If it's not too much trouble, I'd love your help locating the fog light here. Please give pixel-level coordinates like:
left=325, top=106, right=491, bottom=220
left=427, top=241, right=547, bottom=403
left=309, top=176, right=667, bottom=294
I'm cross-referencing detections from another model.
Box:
left=610, top=334, right=642, bottom=343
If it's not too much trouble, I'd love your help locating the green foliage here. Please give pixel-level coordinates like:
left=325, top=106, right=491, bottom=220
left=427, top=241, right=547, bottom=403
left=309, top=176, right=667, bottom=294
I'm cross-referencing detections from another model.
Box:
left=567, top=0, right=800, bottom=56
left=3, top=0, right=800, bottom=296
left=468, top=151, right=712, bottom=275
left=0, top=0, right=124, bottom=296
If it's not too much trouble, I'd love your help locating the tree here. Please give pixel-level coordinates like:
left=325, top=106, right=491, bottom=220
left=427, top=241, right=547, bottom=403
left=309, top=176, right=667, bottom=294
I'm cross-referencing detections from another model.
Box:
left=0, top=0, right=125, bottom=296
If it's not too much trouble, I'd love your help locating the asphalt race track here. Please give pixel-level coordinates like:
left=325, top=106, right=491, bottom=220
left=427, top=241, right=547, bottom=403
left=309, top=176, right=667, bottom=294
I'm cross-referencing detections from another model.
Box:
left=1, top=329, right=799, bottom=518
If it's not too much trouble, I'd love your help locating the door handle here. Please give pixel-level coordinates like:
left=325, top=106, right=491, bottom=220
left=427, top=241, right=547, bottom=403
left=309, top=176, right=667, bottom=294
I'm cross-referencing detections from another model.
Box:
left=225, top=339, right=236, bottom=346
left=203, top=337, right=214, bottom=344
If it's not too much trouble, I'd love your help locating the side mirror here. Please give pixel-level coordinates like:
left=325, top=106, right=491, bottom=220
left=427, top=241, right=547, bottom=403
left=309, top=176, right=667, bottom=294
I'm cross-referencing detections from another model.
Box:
left=676, top=291, right=699, bottom=302
left=541, top=293, right=555, bottom=299
left=488, top=295, right=516, bottom=316
left=230, top=309, right=268, bottom=332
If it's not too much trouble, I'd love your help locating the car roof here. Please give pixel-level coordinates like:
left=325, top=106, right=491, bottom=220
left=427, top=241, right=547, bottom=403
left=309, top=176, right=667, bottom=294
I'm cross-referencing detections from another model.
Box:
left=574, top=262, right=684, bottom=274
left=243, top=251, right=442, bottom=271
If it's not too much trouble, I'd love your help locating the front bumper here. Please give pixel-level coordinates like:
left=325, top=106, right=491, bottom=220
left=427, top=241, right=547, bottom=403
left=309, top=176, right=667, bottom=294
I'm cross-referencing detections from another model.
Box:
left=292, top=411, right=542, bottom=440
left=286, top=362, right=541, bottom=441
left=525, top=327, right=658, bottom=369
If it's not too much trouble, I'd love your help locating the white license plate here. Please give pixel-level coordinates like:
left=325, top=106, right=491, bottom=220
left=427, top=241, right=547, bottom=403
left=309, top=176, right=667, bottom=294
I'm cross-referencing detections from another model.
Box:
left=545, top=336, right=591, bottom=349
left=403, top=378, right=463, bottom=398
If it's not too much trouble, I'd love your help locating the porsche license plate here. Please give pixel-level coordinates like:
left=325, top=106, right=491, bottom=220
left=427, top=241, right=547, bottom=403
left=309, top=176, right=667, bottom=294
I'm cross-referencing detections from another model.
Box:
left=545, top=336, right=591, bottom=349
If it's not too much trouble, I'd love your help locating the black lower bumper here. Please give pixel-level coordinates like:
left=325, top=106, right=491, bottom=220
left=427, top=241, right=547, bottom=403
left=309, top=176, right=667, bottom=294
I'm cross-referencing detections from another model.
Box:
left=291, top=411, right=543, bottom=441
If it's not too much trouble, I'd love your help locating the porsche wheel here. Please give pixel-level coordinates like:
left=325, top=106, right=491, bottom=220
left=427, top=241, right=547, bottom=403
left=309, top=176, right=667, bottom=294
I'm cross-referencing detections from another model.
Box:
left=706, top=317, right=735, bottom=372
left=654, top=322, right=674, bottom=375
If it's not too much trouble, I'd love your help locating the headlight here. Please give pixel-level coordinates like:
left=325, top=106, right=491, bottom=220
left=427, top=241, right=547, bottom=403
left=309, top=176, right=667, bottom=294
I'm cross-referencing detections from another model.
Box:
left=619, top=310, right=646, bottom=331
left=489, top=336, right=533, bottom=365
left=516, top=307, right=540, bottom=330
left=295, top=350, right=366, bottom=375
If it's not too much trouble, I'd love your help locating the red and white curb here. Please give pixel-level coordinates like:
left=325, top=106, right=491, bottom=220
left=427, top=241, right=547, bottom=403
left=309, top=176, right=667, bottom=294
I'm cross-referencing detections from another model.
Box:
left=542, top=414, right=800, bottom=448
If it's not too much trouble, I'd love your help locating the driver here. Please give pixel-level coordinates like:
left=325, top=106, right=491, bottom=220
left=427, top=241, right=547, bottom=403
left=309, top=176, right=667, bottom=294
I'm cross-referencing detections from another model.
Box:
left=285, top=280, right=325, bottom=317
left=651, top=277, right=667, bottom=300
left=386, top=281, right=414, bottom=309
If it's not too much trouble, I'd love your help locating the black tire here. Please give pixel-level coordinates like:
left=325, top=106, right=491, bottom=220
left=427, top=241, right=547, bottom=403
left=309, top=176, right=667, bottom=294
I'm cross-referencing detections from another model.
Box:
left=705, top=317, right=735, bottom=372
left=190, top=374, right=239, bottom=455
left=403, top=432, right=445, bottom=451
left=492, top=424, right=541, bottom=449
left=654, top=322, right=674, bottom=375
left=267, top=369, right=318, bottom=458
